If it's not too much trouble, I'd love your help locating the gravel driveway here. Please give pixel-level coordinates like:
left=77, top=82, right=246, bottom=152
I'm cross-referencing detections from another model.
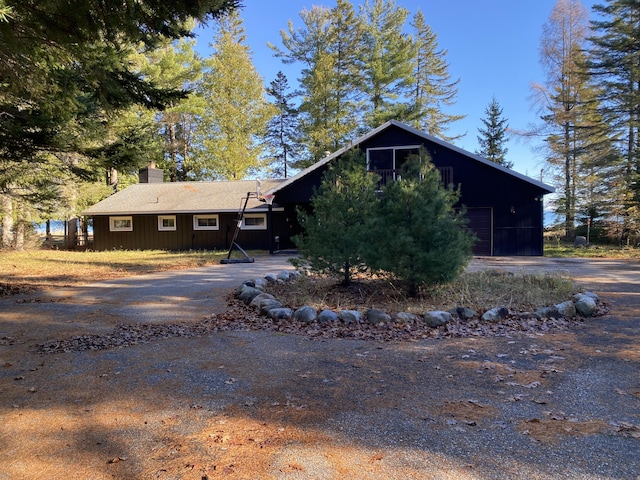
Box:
left=0, top=256, right=638, bottom=479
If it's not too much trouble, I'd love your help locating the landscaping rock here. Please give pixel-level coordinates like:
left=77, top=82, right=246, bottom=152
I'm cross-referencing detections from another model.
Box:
left=574, top=293, right=598, bottom=317
left=264, top=273, right=278, bottom=283
left=576, top=291, right=599, bottom=303
left=482, top=307, right=509, bottom=322
left=238, top=286, right=263, bottom=303
left=253, top=278, right=268, bottom=290
left=260, top=300, right=283, bottom=315
left=293, top=306, right=317, bottom=323
left=318, top=310, right=338, bottom=324
left=339, top=310, right=362, bottom=324
left=555, top=300, right=577, bottom=317
left=366, top=308, right=391, bottom=325
left=267, top=308, right=293, bottom=320
left=236, top=280, right=255, bottom=295
left=249, top=293, right=277, bottom=309
left=394, top=312, right=420, bottom=324
left=423, top=311, right=451, bottom=327
left=536, top=306, right=561, bottom=319
left=277, top=270, right=291, bottom=281
left=449, top=306, right=477, bottom=320
left=289, top=270, right=301, bottom=280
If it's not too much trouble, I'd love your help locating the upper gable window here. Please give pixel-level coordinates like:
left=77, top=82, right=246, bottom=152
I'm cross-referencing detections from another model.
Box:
left=366, top=146, right=422, bottom=183
left=109, top=216, right=133, bottom=232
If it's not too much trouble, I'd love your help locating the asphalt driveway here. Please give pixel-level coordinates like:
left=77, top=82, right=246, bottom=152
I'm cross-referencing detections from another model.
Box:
left=0, top=256, right=638, bottom=479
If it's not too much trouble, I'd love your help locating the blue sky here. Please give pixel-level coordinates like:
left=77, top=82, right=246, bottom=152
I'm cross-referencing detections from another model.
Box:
left=195, top=0, right=599, bottom=184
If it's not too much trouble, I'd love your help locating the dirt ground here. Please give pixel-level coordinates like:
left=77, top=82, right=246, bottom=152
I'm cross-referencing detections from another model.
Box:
left=0, top=257, right=639, bottom=479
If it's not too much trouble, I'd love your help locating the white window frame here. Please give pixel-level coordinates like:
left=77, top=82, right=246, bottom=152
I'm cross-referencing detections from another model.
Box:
left=158, top=215, right=176, bottom=231
left=193, top=214, right=219, bottom=231
left=242, top=213, right=267, bottom=230
left=109, top=216, right=133, bottom=232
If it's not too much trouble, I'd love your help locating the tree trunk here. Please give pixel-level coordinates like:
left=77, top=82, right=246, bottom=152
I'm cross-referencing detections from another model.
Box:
left=14, top=202, right=25, bottom=251
left=1, top=194, right=14, bottom=249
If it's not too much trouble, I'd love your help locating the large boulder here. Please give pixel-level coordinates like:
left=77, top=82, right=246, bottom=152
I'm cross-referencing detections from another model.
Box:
left=318, top=310, right=338, bottom=324
left=267, top=308, right=293, bottom=320
left=277, top=270, right=292, bottom=282
left=574, top=293, right=598, bottom=317
left=260, top=300, right=283, bottom=315
left=294, top=306, right=317, bottom=323
left=238, top=285, right=263, bottom=303
left=449, top=306, right=477, bottom=320
left=536, top=306, right=561, bottom=319
left=366, top=308, right=391, bottom=325
left=555, top=300, right=577, bottom=317
left=481, top=307, right=509, bottom=322
left=394, top=312, right=420, bottom=324
left=339, top=310, right=362, bottom=324
left=249, top=293, right=277, bottom=309
left=423, top=311, right=451, bottom=327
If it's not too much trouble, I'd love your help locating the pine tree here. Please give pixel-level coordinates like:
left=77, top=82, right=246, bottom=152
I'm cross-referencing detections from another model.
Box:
left=533, top=0, right=618, bottom=240
left=359, top=0, right=415, bottom=127
left=588, top=0, right=640, bottom=243
left=408, top=10, right=464, bottom=140
left=365, top=150, right=474, bottom=296
left=476, top=96, right=512, bottom=168
left=293, top=150, right=379, bottom=286
left=270, top=1, right=362, bottom=165
left=195, top=11, right=276, bottom=180
left=142, top=37, right=205, bottom=181
left=265, top=72, right=300, bottom=178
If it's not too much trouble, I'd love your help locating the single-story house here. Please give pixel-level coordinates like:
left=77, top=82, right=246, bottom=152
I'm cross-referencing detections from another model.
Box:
left=84, top=120, right=553, bottom=255
left=82, top=176, right=291, bottom=251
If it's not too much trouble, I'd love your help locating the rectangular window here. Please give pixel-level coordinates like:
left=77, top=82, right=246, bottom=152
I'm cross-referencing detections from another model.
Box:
left=193, top=215, right=219, bottom=230
left=242, top=214, right=266, bottom=230
left=109, top=216, right=133, bottom=232
left=366, top=145, right=422, bottom=183
left=158, top=215, right=176, bottom=231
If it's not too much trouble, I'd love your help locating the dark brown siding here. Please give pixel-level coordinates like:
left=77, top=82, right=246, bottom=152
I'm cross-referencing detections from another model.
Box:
left=91, top=212, right=289, bottom=251
left=465, top=208, right=493, bottom=256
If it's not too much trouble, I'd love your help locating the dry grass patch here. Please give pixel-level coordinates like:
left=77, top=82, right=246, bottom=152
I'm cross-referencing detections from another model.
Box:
left=0, top=249, right=227, bottom=293
left=270, top=269, right=577, bottom=315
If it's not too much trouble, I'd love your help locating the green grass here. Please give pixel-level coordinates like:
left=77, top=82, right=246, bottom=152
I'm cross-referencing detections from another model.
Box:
left=545, top=242, right=640, bottom=258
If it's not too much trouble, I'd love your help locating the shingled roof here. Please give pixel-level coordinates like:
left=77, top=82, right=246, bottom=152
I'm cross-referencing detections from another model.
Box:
left=83, top=179, right=284, bottom=216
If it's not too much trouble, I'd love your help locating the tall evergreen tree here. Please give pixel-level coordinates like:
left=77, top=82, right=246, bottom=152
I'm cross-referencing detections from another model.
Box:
left=0, top=0, right=238, bottom=249
left=142, top=37, right=205, bottom=181
left=476, top=96, right=512, bottom=168
left=265, top=72, right=300, bottom=178
left=359, top=0, right=415, bottom=127
left=408, top=10, right=464, bottom=140
left=588, top=0, right=640, bottom=242
left=533, top=0, right=612, bottom=239
left=195, top=11, right=276, bottom=180
left=270, top=2, right=362, bottom=165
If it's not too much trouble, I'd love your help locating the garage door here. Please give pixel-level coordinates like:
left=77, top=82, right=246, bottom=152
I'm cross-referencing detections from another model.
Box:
left=465, top=208, right=493, bottom=256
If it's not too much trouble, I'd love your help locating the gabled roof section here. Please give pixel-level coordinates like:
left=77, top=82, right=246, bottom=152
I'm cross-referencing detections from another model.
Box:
left=83, top=179, right=285, bottom=216
left=266, top=120, right=554, bottom=195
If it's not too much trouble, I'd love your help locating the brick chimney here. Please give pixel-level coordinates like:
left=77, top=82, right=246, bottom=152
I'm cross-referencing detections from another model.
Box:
left=139, top=161, right=164, bottom=183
